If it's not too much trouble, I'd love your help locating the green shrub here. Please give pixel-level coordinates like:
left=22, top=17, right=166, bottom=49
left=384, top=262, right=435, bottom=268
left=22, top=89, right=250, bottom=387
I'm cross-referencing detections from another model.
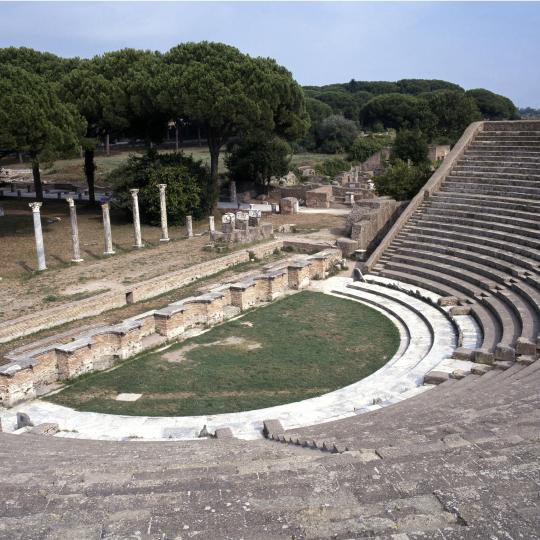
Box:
left=110, top=150, right=208, bottom=226
left=315, top=157, right=350, bottom=178
left=348, top=134, right=391, bottom=162
left=374, top=159, right=432, bottom=201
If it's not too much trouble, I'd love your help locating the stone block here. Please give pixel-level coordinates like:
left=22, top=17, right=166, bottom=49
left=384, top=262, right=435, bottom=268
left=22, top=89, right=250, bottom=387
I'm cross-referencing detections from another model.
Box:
left=471, top=363, right=493, bottom=375
left=280, top=197, right=299, bottom=215
left=336, top=237, right=359, bottom=258
left=473, top=348, right=494, bottom=365
left=29, top=423, right=59, bottom=435
left=214, top=427, right=234, bottom=439
left=423, top=371, right=450, bottom=385
left=16, top=412, right=33, bottom=429
left=262, top=419, right=284, bottom=438
left=438, top=296, right=459, bottom=307
left=495, top=344, right=516, bottom=362
left=516, top=337, right=536, bottom=356
left=452, top=347, right=475, bottom=361
left=449, top=305, right=471, bottom=316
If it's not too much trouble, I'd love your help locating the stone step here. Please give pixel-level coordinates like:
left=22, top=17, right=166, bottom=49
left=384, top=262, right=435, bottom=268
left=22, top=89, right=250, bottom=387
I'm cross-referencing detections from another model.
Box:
left=393, top=237, right=540, bottom=282
left=450, top=168, right=540, bottom=182
left=440, top=182, right=540, bottom=201
left=385, top=250, right=539, bottom=344
left=372, top=268, right=500, bottom=352
left=461, top=153, right=540, bottom=164
left=431, top=190, right=540, bottom=210
left=427, top=197, right=540, bottom=218
left=419, top=206, right=540, bottom=230
left=469, top=140, right=540, bottom=148
left=378, top=261, right=518, bottom=349
left=446, top=174, right=540, bottom=190
left=397, top=226, right=540, bottom=266
left=410, top=214, right=540, bottom=242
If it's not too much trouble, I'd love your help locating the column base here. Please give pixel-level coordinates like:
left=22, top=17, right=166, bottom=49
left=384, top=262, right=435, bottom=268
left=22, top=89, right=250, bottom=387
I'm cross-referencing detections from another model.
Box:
left=71, top=258, right=84, bottom=263
left=133, top=244, right=144, bottom=249
left=103, top=251, right=116, bottom=256
left=160, top=238, right=170, bottom=242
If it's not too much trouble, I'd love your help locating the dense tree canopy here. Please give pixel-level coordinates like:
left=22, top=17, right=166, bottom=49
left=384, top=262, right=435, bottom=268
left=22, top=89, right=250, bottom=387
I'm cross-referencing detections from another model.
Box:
left=226, top=135, right=291, bottom=192
left=0, top=46, right=78, bottom=82
left=359, top=93, right=431, bottom=131
left=59, top=59, right=130, bottom=203
left=315, top=114, right=358, bottom=154
left=419, top=90, right=482, bottom=142
left=0, top=64, right=85, bottom=200
left=162, top=42, right=308, bottom=206
left=466, top=89, right=518, bottom=121
left=392, top=130, right=429, bottom=165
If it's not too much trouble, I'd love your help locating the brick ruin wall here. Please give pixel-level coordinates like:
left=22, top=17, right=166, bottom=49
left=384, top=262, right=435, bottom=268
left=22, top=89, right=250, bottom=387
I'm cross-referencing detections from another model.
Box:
left=0, top=249, right=342, bottom=407
left=0, top=240, right=284, bottom=345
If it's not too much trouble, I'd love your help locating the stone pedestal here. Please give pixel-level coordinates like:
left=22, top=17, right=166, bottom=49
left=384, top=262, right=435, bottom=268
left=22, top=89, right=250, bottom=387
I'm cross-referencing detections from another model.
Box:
left=101, top=202, right=115, bottom=255
left=29, top=202, right=46, bottom=271
left=186, top=215, right=193, bottom=238
left=130, top=189, right=143, bottom=248
left=66, top=198, right=83, bottom=263
left=158, top=184, right=169, bottom=242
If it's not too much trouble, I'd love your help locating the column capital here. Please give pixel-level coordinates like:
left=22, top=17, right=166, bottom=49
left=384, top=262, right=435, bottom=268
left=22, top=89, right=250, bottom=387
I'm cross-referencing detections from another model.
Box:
left=130, top=188, right=139, bottom=196
left=65, top=197, right=75, bottom=207
left=158, top=184, right=167, bottom=193
left=101, top=202, right=109, bottom=210
left=29, top=202, right=42, bottom=212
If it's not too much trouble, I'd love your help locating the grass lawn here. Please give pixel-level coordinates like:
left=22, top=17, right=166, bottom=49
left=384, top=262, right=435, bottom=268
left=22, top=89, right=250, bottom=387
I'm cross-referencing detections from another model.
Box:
left=46, top=291, right=400, bottom=416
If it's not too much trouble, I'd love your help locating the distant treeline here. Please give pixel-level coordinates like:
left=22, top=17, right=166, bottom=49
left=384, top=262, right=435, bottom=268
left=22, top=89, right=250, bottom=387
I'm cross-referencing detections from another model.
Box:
left=300, top=78, right=519, bottom=153
left=519, top=107, right=540, bottom=119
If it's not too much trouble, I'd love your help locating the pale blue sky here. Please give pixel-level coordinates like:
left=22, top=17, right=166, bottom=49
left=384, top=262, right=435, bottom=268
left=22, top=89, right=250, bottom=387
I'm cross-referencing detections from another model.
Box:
left=1, top=2, right=539, bottom=106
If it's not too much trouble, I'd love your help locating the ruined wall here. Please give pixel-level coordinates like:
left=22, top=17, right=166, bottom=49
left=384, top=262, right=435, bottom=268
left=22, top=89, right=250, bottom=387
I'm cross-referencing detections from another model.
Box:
left=0, top=249, right=341, bottom=407
left=0, top=242, right=283, bottom=345
left=346, top=198, right=406, bottom=255
left=306, top=186, right=332, bottom=208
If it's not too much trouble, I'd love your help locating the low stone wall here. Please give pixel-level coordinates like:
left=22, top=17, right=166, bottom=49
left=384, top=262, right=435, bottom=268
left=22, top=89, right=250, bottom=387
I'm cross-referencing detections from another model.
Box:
left=332, top=185, right=376, bottom=201
left=0, top=240, right=284, bottom=345
left=279, top=183, right=322, bottom=201
left=0, top=249, right=342, bottom=407
left=211, top=223, right=274, bottom=245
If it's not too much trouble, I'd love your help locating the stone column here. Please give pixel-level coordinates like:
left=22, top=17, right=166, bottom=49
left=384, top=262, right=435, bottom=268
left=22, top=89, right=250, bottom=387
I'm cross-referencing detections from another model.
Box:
left=130, top=189, right=143, bottom=248
left=29, top=202, right=46, bottom=271
left=158, top=184, right=169, bottom=242
left=101, top=202, right=115, bottom=255
left=186, top=215, right=193, bottom=238
left=66, top=198, right=83, bottom=263
left=229, top=181, right=237, bottom=205
left=208, top=215, right=215, bottom=233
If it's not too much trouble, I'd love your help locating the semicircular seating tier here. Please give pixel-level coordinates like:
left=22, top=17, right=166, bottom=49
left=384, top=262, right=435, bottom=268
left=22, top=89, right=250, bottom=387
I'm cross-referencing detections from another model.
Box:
left=368, top=120, right=540, bottom=366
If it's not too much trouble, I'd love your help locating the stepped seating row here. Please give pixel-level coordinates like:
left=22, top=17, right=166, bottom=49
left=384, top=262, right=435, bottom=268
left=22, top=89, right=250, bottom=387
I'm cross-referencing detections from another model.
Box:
left=373, top=124, right=540, bottom=363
